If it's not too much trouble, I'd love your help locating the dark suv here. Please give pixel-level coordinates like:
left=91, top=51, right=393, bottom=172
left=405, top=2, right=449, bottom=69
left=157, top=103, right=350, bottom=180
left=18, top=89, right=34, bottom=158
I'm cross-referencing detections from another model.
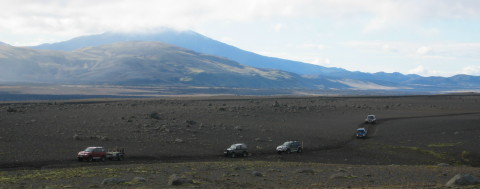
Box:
left=224, top=143, right=248, bottom=158
left=77, top=147, right=107, bottom=161
left=276, top=141, right=303, bottom=154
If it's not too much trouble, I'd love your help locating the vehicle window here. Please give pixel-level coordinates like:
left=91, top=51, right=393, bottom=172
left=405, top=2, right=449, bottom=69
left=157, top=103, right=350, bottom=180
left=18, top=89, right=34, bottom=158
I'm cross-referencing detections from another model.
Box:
left=84, top=148, right=94, bottom=152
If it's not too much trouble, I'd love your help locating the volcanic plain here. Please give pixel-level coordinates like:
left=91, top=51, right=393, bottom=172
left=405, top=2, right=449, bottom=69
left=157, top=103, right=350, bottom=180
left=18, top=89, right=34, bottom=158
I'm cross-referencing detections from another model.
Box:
left=1, top=94, right=480, bottom=188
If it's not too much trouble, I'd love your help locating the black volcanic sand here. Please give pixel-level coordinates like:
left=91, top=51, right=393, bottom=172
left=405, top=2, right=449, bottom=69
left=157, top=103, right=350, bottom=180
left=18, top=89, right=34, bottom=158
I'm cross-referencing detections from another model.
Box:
left=1, top=95, right=480, bottom=188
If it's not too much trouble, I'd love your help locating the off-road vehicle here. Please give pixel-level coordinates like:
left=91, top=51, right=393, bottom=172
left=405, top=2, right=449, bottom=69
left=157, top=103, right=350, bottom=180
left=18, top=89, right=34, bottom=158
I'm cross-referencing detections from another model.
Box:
left=365, top=114, right=376, bottom=124
left=106, top=148, right=125, bottom=161
left=276, top=141, right=303, bottom=154
left=77, top=147, right=107, bottom=161
left=224, top=143, right=248, bottom=158
left=356, top=128, right=368, bottom=138
left=77, top=147, right=125, bottom=161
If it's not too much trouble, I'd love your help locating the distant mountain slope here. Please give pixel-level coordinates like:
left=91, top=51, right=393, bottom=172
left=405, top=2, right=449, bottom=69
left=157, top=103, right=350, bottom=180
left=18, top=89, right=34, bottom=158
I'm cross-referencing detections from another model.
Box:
left=32, top=29, right=347, bottom=76
left=2, top=41, right=347, bottom=89
left=28, top=30, right=480, bottom=91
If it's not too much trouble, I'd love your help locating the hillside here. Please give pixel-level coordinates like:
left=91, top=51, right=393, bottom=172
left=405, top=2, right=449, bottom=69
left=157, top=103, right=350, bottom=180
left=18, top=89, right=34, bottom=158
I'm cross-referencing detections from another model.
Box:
left=1, top=41, right=345, bottom=89
left=30, top=29, right=480, bottom=92
left=32, top=29, right=346, bottom=76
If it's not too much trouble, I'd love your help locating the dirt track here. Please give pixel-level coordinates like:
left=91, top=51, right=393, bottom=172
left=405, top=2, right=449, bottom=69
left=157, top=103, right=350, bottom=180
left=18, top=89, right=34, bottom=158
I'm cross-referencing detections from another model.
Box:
left=1, top=94, right=479, bottom=170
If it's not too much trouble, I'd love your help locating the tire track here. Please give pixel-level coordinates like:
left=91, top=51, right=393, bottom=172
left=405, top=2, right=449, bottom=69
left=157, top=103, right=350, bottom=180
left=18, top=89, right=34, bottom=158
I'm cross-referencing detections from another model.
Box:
left=3, top=112, right=479, bottom=170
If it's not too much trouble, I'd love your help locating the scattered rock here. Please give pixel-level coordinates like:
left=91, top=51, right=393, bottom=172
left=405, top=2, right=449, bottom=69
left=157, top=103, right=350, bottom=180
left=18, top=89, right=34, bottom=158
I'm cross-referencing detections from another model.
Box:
left=268, top=169, right=281, bottom=173
left=296, top=169, right=315, bottom=174
left=252, top=171, right=264, bottom=177
left=234, top=166, right=246, bottom=171
left=174, top=138, right=184, bottom=143
left=73, top=134, right=81, bottom=140
left=131, top=177, right=147, bottom=183
left=446, top=174, right=480, bottom=186
left=185, top=120, right=196, bottom=125
left=101, top=178, right=127, bottom=185
left=168, top=174, right=193, bottom=186
left=273, top=101, right=280, bottom=107
left=6, top=107, right=17, bottom=112
left=437, top=163, right=450, bottom=167
left=330, top=172, right=357, bottom=179
left=234, top=126, right=243, bottom=131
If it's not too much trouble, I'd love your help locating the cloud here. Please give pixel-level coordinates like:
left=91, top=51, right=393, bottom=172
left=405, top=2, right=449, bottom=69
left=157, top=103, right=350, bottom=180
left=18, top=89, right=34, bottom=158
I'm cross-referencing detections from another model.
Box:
left=416, top=46, right=433, bottom=55
left=2, top=0, right=480, bottom=38
left=311, top=58, right=331, bottom=67
left=273, top=23, right=285, bottom=32
left=407, top=65, right=428, bottom=75
left=461, top=66, right=480, bottom=76
left=344, top=41, right=402, bottom=54
left=407, top=65, right=447, bottom=76
left=345, top=41, right=480, bottom=60
left=302, top=43, right=327, bottom=50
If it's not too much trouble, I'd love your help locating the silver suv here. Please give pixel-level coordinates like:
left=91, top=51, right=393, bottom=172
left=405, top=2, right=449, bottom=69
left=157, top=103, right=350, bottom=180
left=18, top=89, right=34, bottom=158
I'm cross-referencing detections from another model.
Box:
left=276, top=141, right=303, bottom=154
left=224, top=143, right=248, bottom=158
left=365, top=115, right=376, bottom=124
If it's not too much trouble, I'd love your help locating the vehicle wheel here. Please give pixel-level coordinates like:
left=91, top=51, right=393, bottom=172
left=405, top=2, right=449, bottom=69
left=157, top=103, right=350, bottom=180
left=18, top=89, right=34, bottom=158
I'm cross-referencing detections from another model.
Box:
left=87, top=156, right=93, bottom=162
left=277, top=151, right=282, bottom=155
left=118, top=155, right=124, bottom=161
left=231, top=153, right=236, bottom=158
left=286, top=149, right=291, bottom=154
left=242, top=151, right=248, bottom=157
left=77, top=158, right=83, bottom=162
left=101, top=156, right=106, bottom=162
left=297, top=148, right=302, bottom=153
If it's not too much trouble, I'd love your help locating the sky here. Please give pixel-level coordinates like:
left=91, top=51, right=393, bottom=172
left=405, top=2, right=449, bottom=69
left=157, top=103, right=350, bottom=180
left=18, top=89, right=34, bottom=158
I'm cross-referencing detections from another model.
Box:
left=1, top=0, right=480, bottom=77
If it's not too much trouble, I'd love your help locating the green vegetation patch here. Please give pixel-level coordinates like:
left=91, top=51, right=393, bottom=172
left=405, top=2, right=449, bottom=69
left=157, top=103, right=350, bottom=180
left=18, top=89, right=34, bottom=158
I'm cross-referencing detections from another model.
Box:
left=0, top=167, right=123, bottom=185
left=384, top=145, right=446, bottom=160
left=427, top=142, right=463, bottom=148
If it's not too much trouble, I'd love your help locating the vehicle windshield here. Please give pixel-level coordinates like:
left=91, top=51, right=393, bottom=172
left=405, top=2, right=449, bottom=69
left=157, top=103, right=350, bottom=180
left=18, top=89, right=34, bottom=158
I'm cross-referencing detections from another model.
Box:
left=368, top=115, right=375, bottom=119
left=83, top=147, right=94, bottom=152
left=357, top=130, right=365, bottom=133
left=230, top=144, right=238, bottom=149
left=282, top=142, right=291, bottom=146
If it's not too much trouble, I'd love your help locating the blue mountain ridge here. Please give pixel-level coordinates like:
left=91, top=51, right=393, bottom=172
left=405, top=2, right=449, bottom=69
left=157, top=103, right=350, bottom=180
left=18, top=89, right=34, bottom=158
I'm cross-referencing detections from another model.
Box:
left=30, top=29, right=480, bottom=92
